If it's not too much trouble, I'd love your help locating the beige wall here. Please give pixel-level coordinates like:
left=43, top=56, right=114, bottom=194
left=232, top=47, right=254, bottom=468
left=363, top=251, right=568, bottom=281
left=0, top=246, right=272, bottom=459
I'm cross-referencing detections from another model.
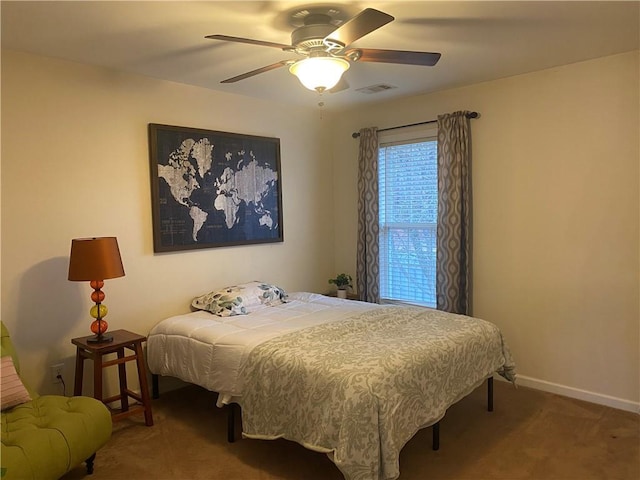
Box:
left=3, top=49, right=638, bottom=411
left=1, top=51, right=336, bottom=396
left=331, top=51, right=640, bottom=410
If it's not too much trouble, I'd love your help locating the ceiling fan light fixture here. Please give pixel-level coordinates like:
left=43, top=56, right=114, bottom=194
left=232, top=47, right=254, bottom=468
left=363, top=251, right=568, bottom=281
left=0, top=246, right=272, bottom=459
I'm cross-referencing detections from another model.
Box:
left=289, top=56, right=350, bottom=92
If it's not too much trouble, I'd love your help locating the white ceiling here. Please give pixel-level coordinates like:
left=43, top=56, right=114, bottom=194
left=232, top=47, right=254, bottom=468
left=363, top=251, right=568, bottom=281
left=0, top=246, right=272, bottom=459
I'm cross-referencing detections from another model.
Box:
left=2, top=1, right=639, bottom=111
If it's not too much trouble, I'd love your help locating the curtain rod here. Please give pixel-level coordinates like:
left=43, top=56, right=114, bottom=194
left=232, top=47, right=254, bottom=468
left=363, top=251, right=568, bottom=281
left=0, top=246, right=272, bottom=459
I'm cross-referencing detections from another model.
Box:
left=351, top=111, right=479, bottom=139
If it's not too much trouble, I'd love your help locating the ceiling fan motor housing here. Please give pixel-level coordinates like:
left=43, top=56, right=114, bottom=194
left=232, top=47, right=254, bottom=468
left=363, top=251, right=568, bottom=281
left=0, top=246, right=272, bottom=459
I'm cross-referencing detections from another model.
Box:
left=291, top=14, right=340, bottom=51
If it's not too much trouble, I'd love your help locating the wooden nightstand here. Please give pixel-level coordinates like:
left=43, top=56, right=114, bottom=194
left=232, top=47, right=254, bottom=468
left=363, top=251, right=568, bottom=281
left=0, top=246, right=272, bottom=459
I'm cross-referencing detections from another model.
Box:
left=72, top=329, right=153, bottom=426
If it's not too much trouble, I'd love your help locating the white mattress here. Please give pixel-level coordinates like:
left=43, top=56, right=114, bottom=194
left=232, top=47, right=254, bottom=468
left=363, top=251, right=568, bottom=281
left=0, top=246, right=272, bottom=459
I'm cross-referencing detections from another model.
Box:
left=147, top=292, right=378, bottom=405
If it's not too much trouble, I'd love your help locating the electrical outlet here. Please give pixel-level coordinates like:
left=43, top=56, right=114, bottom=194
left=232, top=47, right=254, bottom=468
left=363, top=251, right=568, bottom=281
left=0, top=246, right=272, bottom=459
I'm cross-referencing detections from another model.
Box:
left=50, top=363, right=64, bottom=384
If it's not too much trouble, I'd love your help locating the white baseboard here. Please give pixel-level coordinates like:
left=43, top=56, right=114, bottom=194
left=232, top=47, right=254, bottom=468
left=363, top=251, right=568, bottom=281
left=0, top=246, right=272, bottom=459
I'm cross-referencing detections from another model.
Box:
left=497, top=374, right=639, bottom=414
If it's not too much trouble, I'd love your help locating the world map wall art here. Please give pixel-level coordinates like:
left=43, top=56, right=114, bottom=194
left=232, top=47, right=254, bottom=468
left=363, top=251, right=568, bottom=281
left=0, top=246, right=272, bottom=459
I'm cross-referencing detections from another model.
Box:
left=148, top=124, right=283, bottom=252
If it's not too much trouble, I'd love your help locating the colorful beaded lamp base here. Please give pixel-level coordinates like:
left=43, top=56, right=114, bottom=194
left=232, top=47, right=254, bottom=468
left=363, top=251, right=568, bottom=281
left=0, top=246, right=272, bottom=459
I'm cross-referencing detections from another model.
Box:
left=87, top=280, right=113, bottom=343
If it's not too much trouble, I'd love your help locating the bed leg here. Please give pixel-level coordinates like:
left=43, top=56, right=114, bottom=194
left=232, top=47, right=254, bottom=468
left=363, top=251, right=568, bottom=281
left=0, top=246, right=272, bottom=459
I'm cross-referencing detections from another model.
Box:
left=152, top=374, right=159, bottom=399
left=432, top=422, right=440, bottom=451
left=487, top=376, right=494, bottom=412
left=227, top=403, right=240, bottom=443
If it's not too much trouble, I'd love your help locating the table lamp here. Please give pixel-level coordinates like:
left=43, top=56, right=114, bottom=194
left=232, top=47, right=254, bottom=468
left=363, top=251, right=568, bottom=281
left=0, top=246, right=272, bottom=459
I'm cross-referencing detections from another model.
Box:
left=68, top=237, right=125, bottom=343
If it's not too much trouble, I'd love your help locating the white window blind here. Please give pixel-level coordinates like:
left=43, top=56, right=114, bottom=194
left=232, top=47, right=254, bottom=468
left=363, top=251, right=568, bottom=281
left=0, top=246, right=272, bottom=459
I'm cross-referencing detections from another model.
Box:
left=379, top=128, right=437, bottom=307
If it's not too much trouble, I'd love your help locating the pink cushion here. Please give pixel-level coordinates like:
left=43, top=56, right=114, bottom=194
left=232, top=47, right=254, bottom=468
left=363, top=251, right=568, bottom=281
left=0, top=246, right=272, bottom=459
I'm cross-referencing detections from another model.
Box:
left=1, top=356, right=31, bottom=411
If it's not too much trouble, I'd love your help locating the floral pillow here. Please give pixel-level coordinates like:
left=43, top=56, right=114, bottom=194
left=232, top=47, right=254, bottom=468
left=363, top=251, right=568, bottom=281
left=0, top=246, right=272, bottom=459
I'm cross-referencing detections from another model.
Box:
left=192, top=281, right=288, bottom=317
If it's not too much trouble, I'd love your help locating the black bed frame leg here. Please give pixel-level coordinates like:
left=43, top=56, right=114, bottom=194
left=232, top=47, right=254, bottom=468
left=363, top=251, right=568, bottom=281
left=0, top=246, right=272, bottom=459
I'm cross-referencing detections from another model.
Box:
left=152, top=374, right=159, bottom=399
left=487, top=376, right=494, bottom=412
left=227, top=403, right=240, bottom=443
left=432, top=422, right=440, bottom=451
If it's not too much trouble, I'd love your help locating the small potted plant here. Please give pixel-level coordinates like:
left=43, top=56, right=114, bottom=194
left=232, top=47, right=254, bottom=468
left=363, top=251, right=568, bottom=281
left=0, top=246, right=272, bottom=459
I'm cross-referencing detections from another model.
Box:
left=328, top=273, right=353, bottom=299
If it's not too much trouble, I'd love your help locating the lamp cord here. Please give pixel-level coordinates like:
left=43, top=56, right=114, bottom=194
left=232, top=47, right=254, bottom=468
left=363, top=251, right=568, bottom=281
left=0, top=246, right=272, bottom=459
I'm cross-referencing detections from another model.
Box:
left=57, top=374, right=67, bottom=396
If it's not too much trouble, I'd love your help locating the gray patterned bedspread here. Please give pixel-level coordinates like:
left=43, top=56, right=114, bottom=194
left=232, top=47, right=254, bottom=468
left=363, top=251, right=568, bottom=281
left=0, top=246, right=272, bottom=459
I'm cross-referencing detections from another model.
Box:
left=238, top=305, right=515, bottom=480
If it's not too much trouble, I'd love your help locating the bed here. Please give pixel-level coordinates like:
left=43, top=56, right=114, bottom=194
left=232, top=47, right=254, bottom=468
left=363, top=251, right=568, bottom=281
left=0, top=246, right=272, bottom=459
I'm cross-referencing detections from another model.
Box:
left=147, top=288, right=515, bottom=480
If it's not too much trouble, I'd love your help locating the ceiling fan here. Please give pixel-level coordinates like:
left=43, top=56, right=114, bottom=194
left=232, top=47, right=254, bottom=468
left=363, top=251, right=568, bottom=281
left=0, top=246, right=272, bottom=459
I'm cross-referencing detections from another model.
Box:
left=206, top=7, right=441, bottom=93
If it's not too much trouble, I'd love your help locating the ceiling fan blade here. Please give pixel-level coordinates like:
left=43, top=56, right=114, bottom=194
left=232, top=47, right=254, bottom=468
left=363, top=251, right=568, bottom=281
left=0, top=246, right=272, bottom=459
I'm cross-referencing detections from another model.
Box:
left=221, top=60, right=292, bottom=83
left=324, top=8, right=394, bottom=48
left=352, top=48, right=441, bottom=66
left=205, top=34, right=293, bottom=51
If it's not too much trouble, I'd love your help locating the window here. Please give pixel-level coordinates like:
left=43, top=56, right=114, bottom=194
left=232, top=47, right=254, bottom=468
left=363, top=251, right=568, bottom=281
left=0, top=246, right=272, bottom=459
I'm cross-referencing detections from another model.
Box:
left=379, top=126, right=437, bottom=307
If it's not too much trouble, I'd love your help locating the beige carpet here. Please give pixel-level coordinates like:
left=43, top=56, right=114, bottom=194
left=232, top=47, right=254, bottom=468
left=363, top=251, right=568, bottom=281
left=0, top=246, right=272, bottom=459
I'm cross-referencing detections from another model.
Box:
left=62, top=381, right=639, bottom=479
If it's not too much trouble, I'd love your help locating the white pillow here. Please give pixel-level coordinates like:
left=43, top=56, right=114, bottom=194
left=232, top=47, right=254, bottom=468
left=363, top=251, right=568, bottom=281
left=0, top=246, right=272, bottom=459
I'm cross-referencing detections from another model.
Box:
left=192, top=281, right=288, bottom=317
left=1, top=355, right=32, bottom=411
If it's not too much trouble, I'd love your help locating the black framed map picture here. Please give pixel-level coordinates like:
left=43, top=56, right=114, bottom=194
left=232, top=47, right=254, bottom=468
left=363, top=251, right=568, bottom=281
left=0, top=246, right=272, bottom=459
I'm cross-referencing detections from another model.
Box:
left=149, top=124, right=283, bottom=252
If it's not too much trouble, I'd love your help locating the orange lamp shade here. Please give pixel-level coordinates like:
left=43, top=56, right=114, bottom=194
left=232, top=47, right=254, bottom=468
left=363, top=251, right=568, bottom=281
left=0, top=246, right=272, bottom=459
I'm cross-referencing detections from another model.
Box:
left=68, top=237, right=125, bottom=281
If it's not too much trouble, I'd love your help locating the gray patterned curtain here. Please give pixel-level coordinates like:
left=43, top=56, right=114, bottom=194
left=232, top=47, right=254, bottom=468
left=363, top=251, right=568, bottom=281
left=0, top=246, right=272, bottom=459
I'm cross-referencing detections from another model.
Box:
left=356, top=127, right=380, bottom=303
left=436, top=111, right=472, bottom=314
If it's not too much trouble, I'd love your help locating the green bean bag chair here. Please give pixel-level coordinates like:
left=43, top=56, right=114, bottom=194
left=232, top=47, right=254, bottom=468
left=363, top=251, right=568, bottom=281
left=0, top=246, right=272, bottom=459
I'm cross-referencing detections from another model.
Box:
left=1, top=322, right=112, bottom=479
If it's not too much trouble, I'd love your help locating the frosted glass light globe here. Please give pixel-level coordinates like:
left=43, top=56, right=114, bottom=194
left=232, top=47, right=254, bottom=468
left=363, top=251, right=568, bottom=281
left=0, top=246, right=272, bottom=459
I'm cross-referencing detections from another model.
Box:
left=290, top=57, right=350, bottom=92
